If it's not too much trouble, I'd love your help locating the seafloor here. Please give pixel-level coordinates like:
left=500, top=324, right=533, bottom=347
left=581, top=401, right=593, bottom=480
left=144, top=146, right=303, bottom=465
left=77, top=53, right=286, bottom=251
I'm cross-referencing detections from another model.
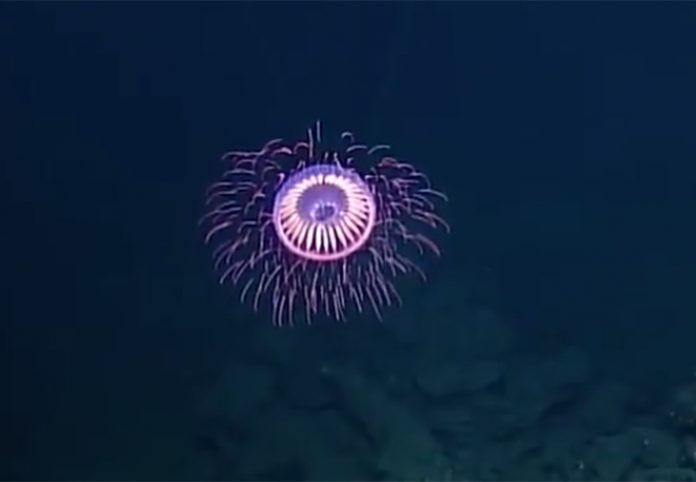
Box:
left=190, top=285, right=696, bottom=481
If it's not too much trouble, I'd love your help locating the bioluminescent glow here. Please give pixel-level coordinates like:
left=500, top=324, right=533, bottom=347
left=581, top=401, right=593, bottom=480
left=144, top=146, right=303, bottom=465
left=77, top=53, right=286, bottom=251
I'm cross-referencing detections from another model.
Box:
left=202, top=123, right=448, bottom=325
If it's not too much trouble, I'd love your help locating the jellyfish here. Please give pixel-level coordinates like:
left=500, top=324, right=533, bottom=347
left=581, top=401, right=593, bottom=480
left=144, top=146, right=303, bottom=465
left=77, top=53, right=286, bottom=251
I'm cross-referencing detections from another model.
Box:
left=202, top=123, right=448, bottom=325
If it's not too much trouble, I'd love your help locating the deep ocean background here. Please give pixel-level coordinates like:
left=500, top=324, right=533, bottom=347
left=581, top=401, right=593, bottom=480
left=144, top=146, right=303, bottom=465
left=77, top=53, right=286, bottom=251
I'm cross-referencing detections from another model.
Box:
left=3, top=3, right=696, bottom=480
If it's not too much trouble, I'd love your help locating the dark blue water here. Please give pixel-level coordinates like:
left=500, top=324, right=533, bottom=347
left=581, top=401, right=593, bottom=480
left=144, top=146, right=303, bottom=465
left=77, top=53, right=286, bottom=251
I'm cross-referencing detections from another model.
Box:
left=4, top=3, right=696, bottom=480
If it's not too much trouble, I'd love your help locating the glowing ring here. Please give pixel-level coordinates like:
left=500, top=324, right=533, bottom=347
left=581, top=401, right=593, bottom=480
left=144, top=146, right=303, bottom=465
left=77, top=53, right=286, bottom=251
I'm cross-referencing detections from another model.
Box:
left=272, top=164, right=376, bottom=262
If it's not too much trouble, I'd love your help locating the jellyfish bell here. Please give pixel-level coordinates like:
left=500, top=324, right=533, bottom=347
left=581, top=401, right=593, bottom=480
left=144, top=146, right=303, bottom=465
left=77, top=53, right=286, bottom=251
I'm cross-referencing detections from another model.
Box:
left=272, top=164, right=377, bottom=262
left=202, top=123, right=449, bottom=325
